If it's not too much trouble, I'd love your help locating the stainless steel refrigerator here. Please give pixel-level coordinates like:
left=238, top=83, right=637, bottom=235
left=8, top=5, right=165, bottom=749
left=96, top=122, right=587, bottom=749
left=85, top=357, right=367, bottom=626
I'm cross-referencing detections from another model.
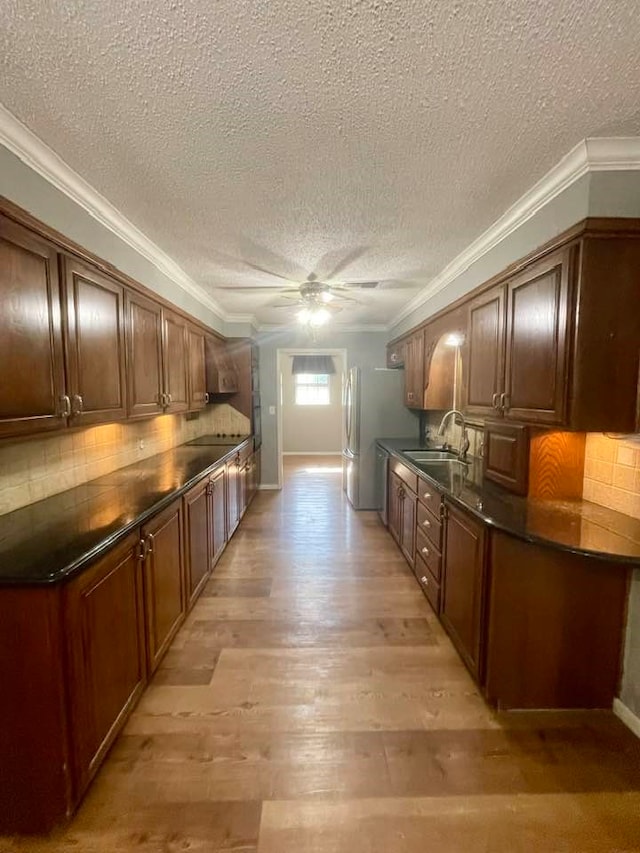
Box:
left=343, top=366, right=419, bottom=509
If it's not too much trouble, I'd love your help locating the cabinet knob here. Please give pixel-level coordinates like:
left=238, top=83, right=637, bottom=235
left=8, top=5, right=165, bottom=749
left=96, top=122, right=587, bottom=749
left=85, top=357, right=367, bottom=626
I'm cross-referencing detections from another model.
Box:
left=205, top=392, right=210, bottom=403
left=421, top=546, right=430, bottom=556
left=422, top=518, right=431, bottom=528
left=423, top=492, right=431, bottom=500
left=420, top=575, right=429, bottom=585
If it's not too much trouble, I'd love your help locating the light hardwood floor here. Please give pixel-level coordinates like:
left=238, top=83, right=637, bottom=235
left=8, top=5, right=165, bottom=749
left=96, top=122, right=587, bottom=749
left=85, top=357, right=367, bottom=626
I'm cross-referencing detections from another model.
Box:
left=5, top=456, right=640, bottom=852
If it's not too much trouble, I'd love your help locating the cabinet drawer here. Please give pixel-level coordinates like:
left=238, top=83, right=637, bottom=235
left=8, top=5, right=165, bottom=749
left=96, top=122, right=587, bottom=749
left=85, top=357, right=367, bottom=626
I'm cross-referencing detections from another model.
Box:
left=417, top=476, right=442, bottom=517
left=416, top=502, right=442, bottom=550
left=414, top=551, right=440, bottom=614
left=416, top=527, right=442, bottom=581
left=390, top=457, right=418, bottom=494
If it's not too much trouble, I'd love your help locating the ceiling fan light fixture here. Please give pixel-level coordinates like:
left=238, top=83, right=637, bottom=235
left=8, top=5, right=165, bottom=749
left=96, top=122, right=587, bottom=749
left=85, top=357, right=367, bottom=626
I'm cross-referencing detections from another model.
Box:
left=309, top=307, right=331, bottom=327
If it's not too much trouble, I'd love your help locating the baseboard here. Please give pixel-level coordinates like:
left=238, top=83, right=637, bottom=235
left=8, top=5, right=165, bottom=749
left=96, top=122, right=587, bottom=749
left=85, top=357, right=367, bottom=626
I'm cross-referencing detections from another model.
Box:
left=282, top=451, right=342, bottom=456
left=613, top=697, right=640, bottom=739
left=258, top=484, right=281, bottom=490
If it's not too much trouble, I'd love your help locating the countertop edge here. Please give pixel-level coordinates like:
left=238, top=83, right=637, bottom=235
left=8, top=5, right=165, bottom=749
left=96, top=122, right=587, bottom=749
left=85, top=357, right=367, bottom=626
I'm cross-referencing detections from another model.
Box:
left=377, top=439, right=640, bottom=566
left=0, top=438, right=253, bottom=587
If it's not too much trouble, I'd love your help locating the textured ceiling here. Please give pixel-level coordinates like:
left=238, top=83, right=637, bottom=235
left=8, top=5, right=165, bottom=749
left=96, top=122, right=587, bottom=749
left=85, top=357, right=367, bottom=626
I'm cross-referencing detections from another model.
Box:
left=2, top=0, right=640, bottom=327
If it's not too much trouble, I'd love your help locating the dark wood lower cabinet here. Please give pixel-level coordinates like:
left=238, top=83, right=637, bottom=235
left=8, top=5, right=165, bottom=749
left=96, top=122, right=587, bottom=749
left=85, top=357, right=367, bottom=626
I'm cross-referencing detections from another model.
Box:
left=64, top=532, right=147, bottom=799
left=388, top=470, right=416, bottom=566
left=184, top=478, right=211, bottom=609
left=441, top=502, right=488, bottom=682
left=485, top=531, right=630, bottom=710
left=227, top=453, right=241, bottom=536
left=141, top=498, right=185, bottom=674
left=210, top=465, right=227, bottom=567
left=399, top=487, right=416, bottom=568
left=0, top=450, right=256, bottom=834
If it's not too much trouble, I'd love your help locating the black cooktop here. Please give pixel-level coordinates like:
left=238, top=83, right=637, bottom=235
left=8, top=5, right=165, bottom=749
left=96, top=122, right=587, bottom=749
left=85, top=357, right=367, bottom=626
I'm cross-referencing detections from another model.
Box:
left=186, top=434, right=251, bottom=446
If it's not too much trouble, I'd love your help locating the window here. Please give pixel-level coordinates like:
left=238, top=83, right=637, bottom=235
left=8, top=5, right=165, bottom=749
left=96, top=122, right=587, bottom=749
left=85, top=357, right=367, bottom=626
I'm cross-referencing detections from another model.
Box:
left=294, top=373, right=331, bottom=405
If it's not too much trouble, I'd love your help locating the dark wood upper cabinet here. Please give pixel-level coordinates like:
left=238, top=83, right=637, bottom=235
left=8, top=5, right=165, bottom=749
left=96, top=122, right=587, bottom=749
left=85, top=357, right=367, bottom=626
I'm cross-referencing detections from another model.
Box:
left=404, top=331, right=425, bottom=408
left=62, top=257, right=127, bottom=426
left=441, top=502, right=487, bottom=682
left=206, top=336, right=239, bottom=395
left=141, top=498, right=185, bottom=674
left=63, top=532, right=146, bottom=800
left=162, top=310, right=189, bottom=414
left=125, top=290, right=164, bottom=419
left=466, top=284, right=505, bottom=418
left=187, top=325, right=207, bottom=411
left=503, top=249, right=570, bottom=425
left=184, top=478, right=211, bottom=609
left=0, top=214, right=67, bottom=438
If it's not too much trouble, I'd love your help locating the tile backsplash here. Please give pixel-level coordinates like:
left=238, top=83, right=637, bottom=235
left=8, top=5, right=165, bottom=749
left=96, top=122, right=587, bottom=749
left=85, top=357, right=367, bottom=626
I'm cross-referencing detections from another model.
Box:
left=583, top=433, right=640, bottom=520
left=0, top=404, right=250, bottom=515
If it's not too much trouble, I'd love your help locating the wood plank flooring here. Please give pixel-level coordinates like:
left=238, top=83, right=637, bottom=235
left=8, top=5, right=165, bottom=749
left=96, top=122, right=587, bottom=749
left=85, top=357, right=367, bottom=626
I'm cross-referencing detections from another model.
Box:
left=4, top=455, right=640, bottom=852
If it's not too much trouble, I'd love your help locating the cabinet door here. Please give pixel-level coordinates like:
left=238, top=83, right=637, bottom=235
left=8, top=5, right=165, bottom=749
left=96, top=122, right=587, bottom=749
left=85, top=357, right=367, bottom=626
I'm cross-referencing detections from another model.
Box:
left=503, top=250, right=571, bottom=424
left=142, top=499, right=185, bottom=673
left=125, top=290, right=164, bottom=418
left=399, top=488, right=416, bottom=568
left=187, top=326, right=207, bottom=411
left=210, top=466, right=227, bottom=567
left=466, top=283, right=505, bottom=417
left=184, top=478, right=211, bottom=609
left=441, top=502, right=487, bottom=682
left=388, top=471, right=403, bottom=545
left=163, top=310, right=189, bottom=413
left=64, top=532, right=146, bottom=799
left=62, top=257, right=127, bottom=426
left=226, top=455, right=241, bottom=537
left=0, top=214, right=67, bottom=438
left=404, top=332, right=425, bottom=408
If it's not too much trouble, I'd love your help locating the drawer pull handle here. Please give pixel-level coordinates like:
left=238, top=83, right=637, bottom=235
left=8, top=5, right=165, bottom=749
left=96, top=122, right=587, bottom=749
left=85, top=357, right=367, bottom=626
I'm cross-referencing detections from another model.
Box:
left=421, top=546, right=430, bottom=556
left=422, top=519, right=431, bottom=528
left=423, top=492, right=432, bottom=500
left=420, top=575, right=429, bottom=586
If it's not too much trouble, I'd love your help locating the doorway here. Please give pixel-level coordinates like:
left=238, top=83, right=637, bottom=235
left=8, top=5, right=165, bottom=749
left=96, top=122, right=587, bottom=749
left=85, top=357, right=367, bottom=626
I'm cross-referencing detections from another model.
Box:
left=276, top=348, right=347, bottom=488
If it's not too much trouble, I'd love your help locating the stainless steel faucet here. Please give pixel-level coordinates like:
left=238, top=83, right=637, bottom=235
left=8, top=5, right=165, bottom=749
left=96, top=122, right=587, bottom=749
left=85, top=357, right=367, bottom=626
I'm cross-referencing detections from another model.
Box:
left=437, top=409, right=470, bottom=462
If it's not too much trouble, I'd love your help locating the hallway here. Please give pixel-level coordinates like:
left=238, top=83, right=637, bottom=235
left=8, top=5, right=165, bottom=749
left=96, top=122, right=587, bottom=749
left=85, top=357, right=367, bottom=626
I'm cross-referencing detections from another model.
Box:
left=6, top=456, right=640, bottom=852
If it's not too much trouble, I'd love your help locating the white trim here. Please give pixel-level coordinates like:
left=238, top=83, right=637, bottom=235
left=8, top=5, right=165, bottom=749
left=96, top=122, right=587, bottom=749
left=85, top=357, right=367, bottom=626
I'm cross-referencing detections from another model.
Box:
left=257, top=483, right=281, bottom=490
left=0, top=103, right=255, bottom=325
left=613, top=698, right=640, bottom=739
left=390, top=136, right=640, bottom=329
left=257, top=322, right=388, bottom=333
left=282, top=451, right=342, bottom=456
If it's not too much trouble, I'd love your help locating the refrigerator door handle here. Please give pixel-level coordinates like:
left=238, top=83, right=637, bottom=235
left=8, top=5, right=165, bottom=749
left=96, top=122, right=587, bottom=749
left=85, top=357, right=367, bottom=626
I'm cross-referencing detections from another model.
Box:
left=344, top=376, right=352, bottom=445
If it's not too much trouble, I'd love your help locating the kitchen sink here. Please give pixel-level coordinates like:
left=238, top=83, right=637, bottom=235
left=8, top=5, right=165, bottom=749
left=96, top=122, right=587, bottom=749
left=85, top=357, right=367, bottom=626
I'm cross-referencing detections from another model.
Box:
left=403, top=449, right=460, bottom=462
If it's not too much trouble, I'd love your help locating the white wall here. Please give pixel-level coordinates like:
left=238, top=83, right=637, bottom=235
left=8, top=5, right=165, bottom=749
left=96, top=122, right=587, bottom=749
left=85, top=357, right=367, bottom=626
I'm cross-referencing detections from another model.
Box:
left=282, top=352, right=343, bottom=453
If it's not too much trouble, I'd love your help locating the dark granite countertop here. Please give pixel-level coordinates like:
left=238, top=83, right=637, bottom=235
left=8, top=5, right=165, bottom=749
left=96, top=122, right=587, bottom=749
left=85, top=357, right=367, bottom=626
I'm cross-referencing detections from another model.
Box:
left=377, top=438, right=640, bottom=565
left=0, top=440, right=252, bottom=586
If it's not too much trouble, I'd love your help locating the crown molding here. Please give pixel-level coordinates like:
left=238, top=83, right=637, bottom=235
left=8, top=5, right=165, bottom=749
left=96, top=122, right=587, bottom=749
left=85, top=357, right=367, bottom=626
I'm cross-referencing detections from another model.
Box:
left=0, top=103, right=258, bottom=325
left=390, top=136, right=640, bottom=329
left=257, top=321, right=388, bottom=333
